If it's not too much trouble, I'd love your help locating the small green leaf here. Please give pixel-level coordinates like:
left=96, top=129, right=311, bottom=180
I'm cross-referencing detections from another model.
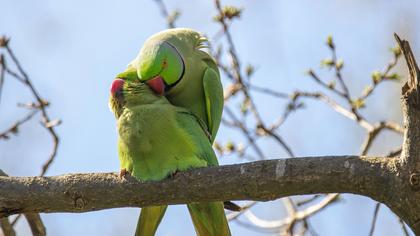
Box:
left=213, top=142, right=223, bottom=154
left=214, top=6, right=242, bottom=21
left=321, top=58, right=334, bottom=68
left=386, top=73, right=401, bottom=81
left=240, top=98, right=250, bottom=114
left=225, top=141, right=235, bottom=152
left=390, top=46, right=402, bottom=57
left=371, top=71, right=382, bottom=84
left=351, top=98, right=366, bottom=109
left=326, top=35, right=334, bottom=49
left=336, top=59, right=344, bottom=70
left=223, top=6, right=242, bottom=19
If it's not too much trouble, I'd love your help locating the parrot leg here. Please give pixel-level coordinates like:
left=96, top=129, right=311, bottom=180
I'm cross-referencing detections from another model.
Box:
left=187, top=202, right=231, bottom=236
left=169, top=170, right=179, bottom=178
left=135, top=205, right=168, bottom=236
left=119, top=168, right=131, bottom=179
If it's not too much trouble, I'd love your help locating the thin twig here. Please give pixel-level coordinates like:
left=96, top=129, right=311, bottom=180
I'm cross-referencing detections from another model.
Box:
left=24, top=213, right=46, bottom=236
left=0, top=110, right=39, bottom=140
left=5, top=45, right=60, bottom=176
left=240, top=194, right=339, bottom=230
left=398, top=217, right=410, bottom=236
left=296, top=195, right=322, bottom=207
left=224, top=106, right=266, bottom=159
left=0, top=54, right=5, bottom=105
left=293, top=91, right=374, bottom=130
left=360, top=121, right=404, bottom=155
left=246, top=83, right=289, bottom=99
left=154, top=0, right=178, bottom=28
left=368, top=203, right=381, bottom=236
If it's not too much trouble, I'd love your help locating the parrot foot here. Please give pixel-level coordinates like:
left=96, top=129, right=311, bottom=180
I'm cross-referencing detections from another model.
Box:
left=169, top=170, right=179, bottom=179
left=119, top=168, right=131, bottom=179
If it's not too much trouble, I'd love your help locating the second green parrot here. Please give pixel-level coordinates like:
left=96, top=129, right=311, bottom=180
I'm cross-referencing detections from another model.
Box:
left=128, top=28, right=223, bottom=143
left=109, top=78, right=231, bottom=236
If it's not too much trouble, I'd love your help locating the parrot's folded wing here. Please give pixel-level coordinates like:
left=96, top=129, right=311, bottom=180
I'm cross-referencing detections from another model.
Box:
left=175, top=110, right=219, bottom=167
left=203, top=67, right=223, bottom=143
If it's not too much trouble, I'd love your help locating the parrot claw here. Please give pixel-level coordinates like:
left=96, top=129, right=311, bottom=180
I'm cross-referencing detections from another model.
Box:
left=119, top=168, right=131, bottom=179
left=169, top=170, right=179, bottom=179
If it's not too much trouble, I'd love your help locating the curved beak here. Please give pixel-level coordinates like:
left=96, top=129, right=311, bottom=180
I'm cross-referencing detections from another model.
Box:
left=146, top=76, right=165, bottom=96
left=110, top=79, right=125, bottom=98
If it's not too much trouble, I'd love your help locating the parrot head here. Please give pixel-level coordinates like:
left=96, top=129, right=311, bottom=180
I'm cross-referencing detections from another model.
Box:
left=136, top=40, right=184, bottom=96
left=132, top=28, right=209, bottom=95
left=109, top=78, right=126, bottom=118
left=109, top=79, right=163, bottom=118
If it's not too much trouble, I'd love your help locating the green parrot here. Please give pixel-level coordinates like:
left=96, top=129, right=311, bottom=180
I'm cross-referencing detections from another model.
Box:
left=109, top=78, right=231, bottom=236
left=128, top=28, right=223, bottom=143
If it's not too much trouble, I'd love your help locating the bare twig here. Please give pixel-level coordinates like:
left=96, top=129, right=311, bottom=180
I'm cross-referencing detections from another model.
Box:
left=246, top=83, right=289, bottom=99
left=296, top=195, right=322, bottom=207
left=368, top=203, right=381, bottom=236
left=360, top=121, right=404, bottom=155
left=0, top=54, right=5, bottom=105
left=0, top=110, right=39, bottom=140
left=398, top=217, right=410, bottom=236
left=24, top=213, right=46, bottom=236
left=292, top=91, right=374, bottom=130
left=154, top=0, right=179, bottom=28
left=223, top=107, right=266, bottom=159
left=4, top=44, right=60, bottom=176
left=240, top=194, right=339, bottom=230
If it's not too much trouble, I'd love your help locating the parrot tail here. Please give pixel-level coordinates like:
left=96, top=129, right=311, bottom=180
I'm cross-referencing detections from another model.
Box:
left=187, top=202, right=231, bottom=236
left=135, top=205, right=167, bottom=236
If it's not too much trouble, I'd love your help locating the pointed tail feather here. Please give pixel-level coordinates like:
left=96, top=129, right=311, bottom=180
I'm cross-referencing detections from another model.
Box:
left=135, top=205, right=167, bottom=236
left=187, top=202, right=231, bottom=236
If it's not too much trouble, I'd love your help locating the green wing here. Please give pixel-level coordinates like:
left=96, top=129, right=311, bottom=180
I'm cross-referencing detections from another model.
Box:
left=175, top=110, right=219, bottom=167
left=202, top=67, right=224, bottom=143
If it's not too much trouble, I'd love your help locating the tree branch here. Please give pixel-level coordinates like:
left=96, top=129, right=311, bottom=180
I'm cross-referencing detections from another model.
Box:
left=0, top=156, right=398, bottom=217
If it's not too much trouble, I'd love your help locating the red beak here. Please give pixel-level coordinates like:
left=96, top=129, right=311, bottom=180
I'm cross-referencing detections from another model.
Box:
left=110, top=79, right=125, bottom=96
left=146, top=76, right=165, bottom=96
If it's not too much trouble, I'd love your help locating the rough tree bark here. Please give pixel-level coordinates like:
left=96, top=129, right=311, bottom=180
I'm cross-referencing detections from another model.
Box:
left=0, top=34, right=419, bottom=234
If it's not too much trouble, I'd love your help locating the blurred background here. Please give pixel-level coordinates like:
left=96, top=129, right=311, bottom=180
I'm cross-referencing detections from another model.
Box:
left=0, top=0, right=419, bottom=235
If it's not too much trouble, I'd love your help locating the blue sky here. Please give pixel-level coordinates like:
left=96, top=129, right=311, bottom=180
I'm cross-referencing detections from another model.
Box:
left=0, top=0, right=418, bottom=235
